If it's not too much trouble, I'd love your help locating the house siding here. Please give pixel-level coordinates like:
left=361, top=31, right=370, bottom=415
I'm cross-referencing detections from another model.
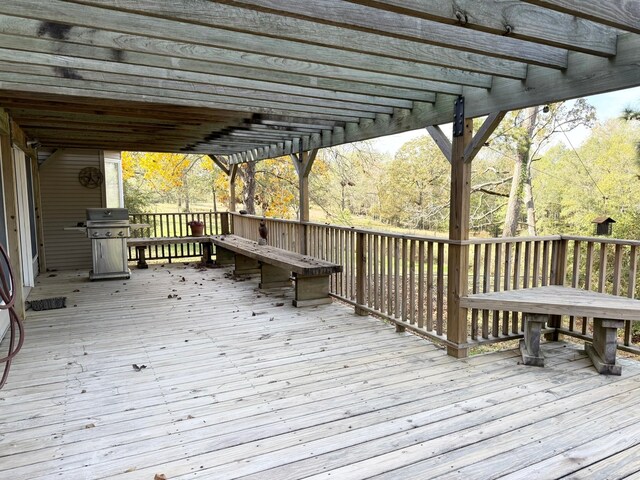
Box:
left=40, top=149, right=104, bottom=271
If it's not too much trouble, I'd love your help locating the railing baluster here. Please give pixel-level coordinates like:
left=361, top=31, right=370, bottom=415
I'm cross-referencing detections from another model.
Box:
left=368, top=233, right=373, bottom=308
left=612, top=244, right=623, bottom=295
left=409, top=239, right=415, bottom=325
left=394, top=237, right=401, bottom=319
left=512, top=242, right=521, bottom=333
left=542, top=240, right=550, bottom=285
left=373, top=234, right=379, bottom=311
left=427, top=242, right=434, bottom=332
left=570, top=240, right=582, bottom=331
left=503, top=242, right=512, bottom=336
left=523, top=242, right=531, bottom=289
left=402, top=238, right=408, bottom=322
left=471, top=243, right=481, bottom=340
left=625, top=245, right=638, bottom=346
left=436, top=242, right=444, bottom=336
left=532, top=241, right=541, bottom=287
left=482, top=243, right=491, bottom=339
left=598, top=243, right=607, bottom=293
left=417, top=241, right=425, bottom=329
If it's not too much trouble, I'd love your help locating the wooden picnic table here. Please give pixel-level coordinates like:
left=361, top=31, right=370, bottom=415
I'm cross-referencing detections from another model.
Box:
left=461, top=285, right=640, bottom=375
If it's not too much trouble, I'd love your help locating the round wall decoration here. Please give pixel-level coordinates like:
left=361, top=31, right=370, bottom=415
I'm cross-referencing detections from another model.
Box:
left=78, top=167, right=104, bottom=188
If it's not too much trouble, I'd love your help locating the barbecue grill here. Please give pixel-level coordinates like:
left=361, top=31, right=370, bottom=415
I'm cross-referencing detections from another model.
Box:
left=86, top=208, right=130, bottom=280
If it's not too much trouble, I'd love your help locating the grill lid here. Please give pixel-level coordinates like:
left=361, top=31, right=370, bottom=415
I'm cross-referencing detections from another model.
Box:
left=86, top=208, right=129, bottom=222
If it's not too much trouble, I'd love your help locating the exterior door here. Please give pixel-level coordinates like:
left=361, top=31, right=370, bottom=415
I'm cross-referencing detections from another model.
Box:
left=0, top=138, right=9, bottom=340
left=13, top=147, right=36, bottom=288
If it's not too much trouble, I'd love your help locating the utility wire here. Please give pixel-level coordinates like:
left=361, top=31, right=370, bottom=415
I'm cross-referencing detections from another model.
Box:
left=558, top=124, right=608, bottom=202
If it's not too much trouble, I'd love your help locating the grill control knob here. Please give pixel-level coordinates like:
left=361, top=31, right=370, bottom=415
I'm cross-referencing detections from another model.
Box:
left=106, top=231, right=112, bottom=237
left=117, top=231, right=124, bottom=237
left=93, top=232, right=99, bottom=237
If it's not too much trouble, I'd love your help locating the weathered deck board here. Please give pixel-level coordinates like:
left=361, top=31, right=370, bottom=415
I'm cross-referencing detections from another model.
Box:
left=0, top=263, right=639, bottom=479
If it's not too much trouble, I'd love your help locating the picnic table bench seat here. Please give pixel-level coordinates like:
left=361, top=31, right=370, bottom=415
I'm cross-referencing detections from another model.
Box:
left=462, top=285, right=640, bottom=375
left=210, top=234, right=342, bottom=307
left=127, top=236, right=213, bottom=269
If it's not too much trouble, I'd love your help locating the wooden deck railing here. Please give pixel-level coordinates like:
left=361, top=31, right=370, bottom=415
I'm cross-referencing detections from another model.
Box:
left=128, top=212, right=228, bottom=262
left=559, top=236, right=640, bottom=354
left=465, top=236, right=563, bottom=343
left=230, top=213, right=640, bottom=356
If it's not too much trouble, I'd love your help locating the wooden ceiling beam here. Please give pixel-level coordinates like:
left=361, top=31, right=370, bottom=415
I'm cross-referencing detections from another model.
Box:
left=0, top=92, right=250, bottom=119
left=344, top=0, right=618, bottom=56
left=228, top=0, right=570, bottom=67
left=0, top=81, right=365, bottom=122
left=0, top=17, right=475, bottom=94
left=9, top=110, right=223, bottom=128
left=0, top=70, right=385, bottom=119
left=523, top=0, right=640, bottom=34
left=241, top=32, right=640, bottom=162
left=63, top=0, right=530, bottom=76
left=1, top=1, right=522, bottom=79
left=0, top=50, right=422, bottom=109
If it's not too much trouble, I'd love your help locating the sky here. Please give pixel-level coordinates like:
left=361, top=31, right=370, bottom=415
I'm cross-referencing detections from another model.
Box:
left=373, top=86, right=640, bottom=156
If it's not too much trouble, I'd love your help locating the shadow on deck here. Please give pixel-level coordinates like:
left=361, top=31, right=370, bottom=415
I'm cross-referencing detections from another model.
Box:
left=1, top=262, right=639, bottom=479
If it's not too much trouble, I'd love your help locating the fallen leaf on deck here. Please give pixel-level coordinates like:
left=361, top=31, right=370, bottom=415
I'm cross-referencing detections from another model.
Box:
left=132, top=364, right=147, bottom=371
left=154, top=474, right=167, bottom=480
left=275, top=302, right=285, bottom=307
left=85, top=423, right=96, bottom=429
left=124, top=467, right=136, bottom=473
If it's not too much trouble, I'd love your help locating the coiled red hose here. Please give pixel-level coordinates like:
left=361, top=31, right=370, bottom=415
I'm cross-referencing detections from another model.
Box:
left=0, top=242, right=24, bottom=390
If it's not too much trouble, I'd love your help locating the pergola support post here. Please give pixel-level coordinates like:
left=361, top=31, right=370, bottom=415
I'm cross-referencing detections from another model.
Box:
left=228, top=164, right=238, bottom=213
left=291, top=148, right=318, bottom=254
left=429, top=102, right=506, bottom=358
left=446, top=116, right=473, bottom=358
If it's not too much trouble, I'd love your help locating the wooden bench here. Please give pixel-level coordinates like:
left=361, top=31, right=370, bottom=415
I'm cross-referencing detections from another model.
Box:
left=127, top=236, right=214, bottom=269
left=210, top=234, right=342, bottom=307
left=461, top=285, right=640, bottom=375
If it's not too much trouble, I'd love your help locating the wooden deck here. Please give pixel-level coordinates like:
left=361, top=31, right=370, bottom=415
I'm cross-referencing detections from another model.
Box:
left=1, top=263, right=640, bottom=479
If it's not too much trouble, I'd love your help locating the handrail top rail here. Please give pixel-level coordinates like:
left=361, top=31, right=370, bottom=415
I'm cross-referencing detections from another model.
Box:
left=230, top=212, right=640, bottom=247
left=560, top=235, right=640, bottom=247
left=130, top=211, right=221, bottom=216
left=231, top=212, right=456, bottom=244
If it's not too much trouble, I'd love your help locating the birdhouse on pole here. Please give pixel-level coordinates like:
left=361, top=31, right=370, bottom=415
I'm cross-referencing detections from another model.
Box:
left=592, top=216, right=616, bottom=236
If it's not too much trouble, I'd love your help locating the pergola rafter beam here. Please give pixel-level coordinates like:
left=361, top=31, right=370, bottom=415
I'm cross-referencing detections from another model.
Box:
left=239, top=32, right=640, bottom=162
left=0, top=18, right=467, bottom=96
left=523, top=0, right=640, bottom=34
left=0, top=1, right=636, bottom=157
left=61, top=0, right=532, bottom=76
left=0, top=82, right=366, bottom=123
left=344, top=0, right=618, bottom=55
left=0, top=68, right=388, bottom=118
left=0, top=44, right=425, bottom=109
left=0, top=4, right=497, bottom=86
left=230, top=0, right=570, bottom=67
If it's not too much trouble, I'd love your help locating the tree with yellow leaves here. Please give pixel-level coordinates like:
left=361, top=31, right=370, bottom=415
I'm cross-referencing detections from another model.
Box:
left=122, top=151, right=206, bottom=211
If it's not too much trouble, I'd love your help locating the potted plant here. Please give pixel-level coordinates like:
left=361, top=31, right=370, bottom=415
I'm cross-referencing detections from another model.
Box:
left=187, top=219, right=205, bottom=237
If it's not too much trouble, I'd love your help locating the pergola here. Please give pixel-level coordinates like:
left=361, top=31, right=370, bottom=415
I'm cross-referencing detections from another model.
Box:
left=0, top=1, right=638, bottom=356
